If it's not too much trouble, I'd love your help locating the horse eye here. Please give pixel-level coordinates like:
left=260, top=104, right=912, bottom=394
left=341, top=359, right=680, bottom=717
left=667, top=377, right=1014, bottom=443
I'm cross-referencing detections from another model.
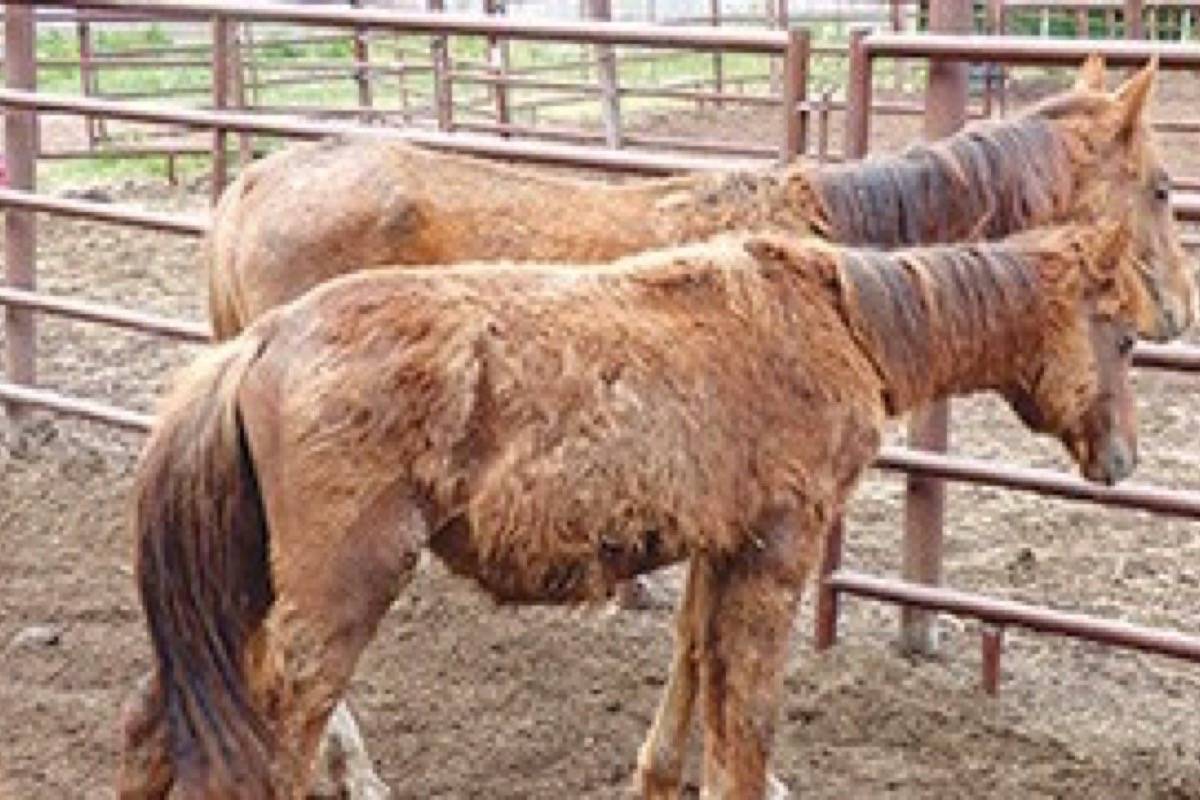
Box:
left=1117, top=333, right=1136, bottom=356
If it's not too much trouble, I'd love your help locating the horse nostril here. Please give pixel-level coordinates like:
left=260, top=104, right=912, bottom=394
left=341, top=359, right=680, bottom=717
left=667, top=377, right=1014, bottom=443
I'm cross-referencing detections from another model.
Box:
left=1103, top=440, right=1137, bottom=484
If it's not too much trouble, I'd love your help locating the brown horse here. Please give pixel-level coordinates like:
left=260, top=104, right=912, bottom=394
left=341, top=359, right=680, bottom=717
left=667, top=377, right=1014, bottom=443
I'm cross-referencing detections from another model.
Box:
left=215, top=56, right=1197, bottom=796
left=121, top=219, right=1155, bottom=799
left=206, top=57, right=1195, bottom=345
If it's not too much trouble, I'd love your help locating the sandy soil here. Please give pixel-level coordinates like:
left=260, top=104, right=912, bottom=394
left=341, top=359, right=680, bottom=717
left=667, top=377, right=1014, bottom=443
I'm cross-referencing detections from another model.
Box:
left=3, top=71, right=1200, bottom=800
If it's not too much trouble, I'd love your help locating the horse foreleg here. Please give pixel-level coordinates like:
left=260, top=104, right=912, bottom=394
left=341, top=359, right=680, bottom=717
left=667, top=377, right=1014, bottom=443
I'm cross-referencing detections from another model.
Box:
left=696, top=514, right=819, bottom=800
left=116, top=671, right=173, bottom=800
left=635, top=556, right=707, bottom=798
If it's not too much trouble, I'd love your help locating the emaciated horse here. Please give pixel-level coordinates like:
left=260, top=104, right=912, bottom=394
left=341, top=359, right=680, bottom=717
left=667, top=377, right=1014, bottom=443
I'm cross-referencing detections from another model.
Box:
left=121, top=219, right=1156, bottom=799
left=206, top=58, right=1195, bottom=344
left=211, top=56, right=1197, bottom=797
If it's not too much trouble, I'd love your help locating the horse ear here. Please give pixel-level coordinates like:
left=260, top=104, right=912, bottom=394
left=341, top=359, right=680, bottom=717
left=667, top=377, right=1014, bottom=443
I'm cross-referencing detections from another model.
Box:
left=1074, top=54, right=1106, bottom=92
left=1111, top=57, right=1158, bottom=139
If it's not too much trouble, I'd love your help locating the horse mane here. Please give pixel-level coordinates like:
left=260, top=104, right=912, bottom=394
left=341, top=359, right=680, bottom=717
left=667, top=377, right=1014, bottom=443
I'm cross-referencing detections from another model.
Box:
left=835, top=236, right=1049, bottom=411
left=811, top=112, right=1077, bottom=247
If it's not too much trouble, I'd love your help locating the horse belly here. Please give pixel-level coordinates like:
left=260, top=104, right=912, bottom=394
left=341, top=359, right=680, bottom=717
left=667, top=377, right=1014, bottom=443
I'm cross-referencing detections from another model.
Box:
left=428, top=513, right=685, bottom=606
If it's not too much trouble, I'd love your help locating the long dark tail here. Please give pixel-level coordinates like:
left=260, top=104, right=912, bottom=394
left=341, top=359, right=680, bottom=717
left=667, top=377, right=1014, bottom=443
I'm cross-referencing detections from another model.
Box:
left=133, top=328, right=276, bottom=796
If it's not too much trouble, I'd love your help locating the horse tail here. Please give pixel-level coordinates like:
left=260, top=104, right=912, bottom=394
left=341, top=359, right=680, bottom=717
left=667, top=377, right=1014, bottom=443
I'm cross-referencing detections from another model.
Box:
left=205, top=165, right=258, bottom=341
left=134, top=326, right=277, bottom=795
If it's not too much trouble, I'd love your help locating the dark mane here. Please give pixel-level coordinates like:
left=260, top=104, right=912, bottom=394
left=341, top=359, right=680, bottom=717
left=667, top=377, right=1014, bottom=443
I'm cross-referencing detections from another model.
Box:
left=838, top=239, right=1044, bottom=410
left=812, top=113, right=1075, bottom=247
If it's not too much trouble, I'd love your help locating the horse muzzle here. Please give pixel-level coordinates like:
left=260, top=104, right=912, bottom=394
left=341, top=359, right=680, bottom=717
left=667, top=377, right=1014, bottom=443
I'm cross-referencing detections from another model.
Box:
left=1081, top=437, right=1138, bottom=485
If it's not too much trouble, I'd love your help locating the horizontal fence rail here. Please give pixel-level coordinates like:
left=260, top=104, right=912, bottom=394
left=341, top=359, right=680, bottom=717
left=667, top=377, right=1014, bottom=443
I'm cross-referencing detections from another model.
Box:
left=39, top=1, right=792, bottom=53
left=0, top=88, right=766, bottom=175
left=0, top=285, right=209, bottom=342
left=0, top=187, right=208, bottom=236
left=876, top=446, right=1200, bottom=520
left=864, top=32, right=1200, bottom=67
left=829, top=570, right=1200, bottom=663
left=0, top=381, right=152, bottom=432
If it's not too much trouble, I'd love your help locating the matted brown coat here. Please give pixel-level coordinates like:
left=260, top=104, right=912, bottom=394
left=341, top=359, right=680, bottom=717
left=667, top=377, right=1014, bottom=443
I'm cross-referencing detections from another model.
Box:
left=206, top=57, right=1196, bottom=346
left=120, top=220, right=1155, bottom=799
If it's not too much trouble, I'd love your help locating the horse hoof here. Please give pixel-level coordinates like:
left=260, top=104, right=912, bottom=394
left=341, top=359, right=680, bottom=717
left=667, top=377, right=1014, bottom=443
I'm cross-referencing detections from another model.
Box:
left=308, top=703, right=391, bottom=800
left=611, top=577, right=674, bottom=612
left=766, top=772, right=791, bottom=800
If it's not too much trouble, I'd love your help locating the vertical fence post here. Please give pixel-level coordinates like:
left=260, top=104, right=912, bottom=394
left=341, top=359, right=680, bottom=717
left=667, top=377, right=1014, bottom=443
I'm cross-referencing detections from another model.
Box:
left=766, top=0, right=783, bottom=93
left=814, top=519, right=845, bottom=650
left=899, top=0, right=971, bottom=658
left=428, top=0, right=453, bottom=131
left=890, top=0, right=908, bottom=90
left=231, top=22, right=251, bottom=167
left=349, top=0, right=374, bottom=117
left=1076, top=7, right=1090, bottom=37
left=843, top=27, right=871, bottom=160
left=244, top=21, right=261, bottom=107
left=980, top=625, right=1004, bottom=695
left=814, top=26, right=869, bottom=646
left=709, top=0, right=723, bottom=107
left=817, top=87, right=831, bottom=161
left=77, top=15, right=99, bottom=149
left=484, top=0, right=511, bottom=135
left=984, top=0, right=1006, bottom=116
left=779, top=28, right=809, bottom=162
left=5, top=2, right=38, bottom=418
left=1125, top=0, right=1145, bottom=39
left=211, top=16, right=230, bottom=207
left=590, top=0, right=622, bottom=148
left=397, top=37, right=411, bottom=123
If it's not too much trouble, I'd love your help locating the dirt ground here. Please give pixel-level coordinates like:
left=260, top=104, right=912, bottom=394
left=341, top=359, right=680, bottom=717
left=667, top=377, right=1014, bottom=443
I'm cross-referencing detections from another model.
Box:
left=4, top=68, right=1200, bottom=800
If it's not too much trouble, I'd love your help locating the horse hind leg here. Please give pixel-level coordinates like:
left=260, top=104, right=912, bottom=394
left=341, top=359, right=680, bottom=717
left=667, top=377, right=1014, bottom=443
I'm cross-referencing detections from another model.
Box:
left=116, top=671, right=173, bottom=800
left=248, top=486, right=427, bottom=798
left=308, top=701, right=391, bottom=800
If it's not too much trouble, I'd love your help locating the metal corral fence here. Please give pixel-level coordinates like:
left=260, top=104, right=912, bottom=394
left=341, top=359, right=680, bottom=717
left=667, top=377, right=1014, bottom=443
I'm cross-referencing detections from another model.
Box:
left=1, top=0, right=997, bottom=173
left=3, top=0, right=1200, bottom=695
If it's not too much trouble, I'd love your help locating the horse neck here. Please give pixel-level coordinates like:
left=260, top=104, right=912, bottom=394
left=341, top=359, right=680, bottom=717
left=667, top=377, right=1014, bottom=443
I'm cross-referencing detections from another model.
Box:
left=836, top=243, right=1060, bottom=415
left=808, top=116, right=1075, bottom=247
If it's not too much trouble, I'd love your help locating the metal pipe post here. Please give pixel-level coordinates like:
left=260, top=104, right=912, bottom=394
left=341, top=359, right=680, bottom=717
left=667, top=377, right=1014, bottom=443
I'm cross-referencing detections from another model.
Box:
left=709, top=0, right=723, bottom=106
left=484, top=0, right=511, bottom=134
left=779, top=27, right=809, bottom=162
left=814, top=518, right=845, bottom=650
left=428, top=0, right=453, bottom=131
left=210, top=15, right=230, bottom=206
left=590, top=0, right=622, bottom=148
left=77, top=16, right=100, bottom=147
left=231, top=22, right=252, bottom=166
left=817, top=88, right=831, bottom=160
left=4, top=3, right=38, bottom=418
left=1125, top=0, right=1145, bottom=39
left=349, top=0, right=374, bottom=114
left=843, top=27, right=871, bottom=159
left=899, top=0, right=971, bottom=657
left=981, top=625, right=1004, bottom=695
